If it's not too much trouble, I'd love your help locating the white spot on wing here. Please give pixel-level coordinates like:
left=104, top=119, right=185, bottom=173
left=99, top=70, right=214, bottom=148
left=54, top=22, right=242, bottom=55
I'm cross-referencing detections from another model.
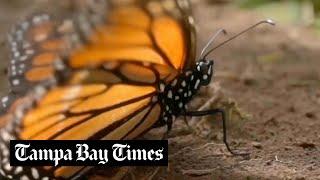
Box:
left=0, top=169, right=6, bottom=176
left=15, top=108, right=24, bottom=119
left=21, top=21, right=29, bottom=30
left=14, top=166, right=23, bottom=174
left=20, top=55, right=28, bottom=61
left=181, top=81, right=186, bottom=87
left=25, top=49, right=34, bottom=55
left=33, top=16, right=42, bottom=24
left=11, top=41, right=17, bottom=47
left=195, top=79, right=200, bottom=89
left=23, top=42, right=31, bottom=49
left=12, top=79, right=20, bottom=86
left=14, top=51, right=20, bottom=58
left=1, top=130, right=12, bottom=142
left=34, top=33, right=47, bottom=42
left=2, top=157, right=8, bottom=163
left=4, top=163, right=12, bottom=171
left=31, top=168, right=39, bottom=179
left=167, top=90, right=172, bottom=98
left=159, top=83, right=165, bottom=92
left=21, top=175, right=30, bottom=180
left=171, top=79, right=177, bottom=86
left=0, top=142, right=6, bottom=150
left=11, top=46, right=17, bottom=52
left=2, top=96, right=8, bottom=103
left=3, top=148, right=8, bottom=156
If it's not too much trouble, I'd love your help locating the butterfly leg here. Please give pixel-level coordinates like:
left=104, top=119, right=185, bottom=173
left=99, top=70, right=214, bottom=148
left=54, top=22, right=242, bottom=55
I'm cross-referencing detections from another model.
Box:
left=161, top=118, right=172, bottom=140
left=183, top=114, right=190, bottom=128
left=182, top=113, right=195, bottom=133
left=178, top=109, right=193, bottom=132
left=184, top=108, right=248, bottom=156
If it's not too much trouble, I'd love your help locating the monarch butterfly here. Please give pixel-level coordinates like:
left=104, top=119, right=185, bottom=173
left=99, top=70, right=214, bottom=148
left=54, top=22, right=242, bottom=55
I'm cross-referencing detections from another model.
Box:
left=0, top=0, right=274, bottom=179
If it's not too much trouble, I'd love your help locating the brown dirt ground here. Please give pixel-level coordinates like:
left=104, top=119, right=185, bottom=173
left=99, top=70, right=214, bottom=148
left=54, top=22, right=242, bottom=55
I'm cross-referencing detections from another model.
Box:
left=0, top=1, right=319, bottom=180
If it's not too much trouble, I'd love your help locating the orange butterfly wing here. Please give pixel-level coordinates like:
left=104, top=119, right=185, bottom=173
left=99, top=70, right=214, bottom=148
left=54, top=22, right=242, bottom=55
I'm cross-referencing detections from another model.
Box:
left=7, top=13, right=77, bottom=94
left=0, top=13, right=79, bottom=114
left=0, top=0, right=196, bottom=179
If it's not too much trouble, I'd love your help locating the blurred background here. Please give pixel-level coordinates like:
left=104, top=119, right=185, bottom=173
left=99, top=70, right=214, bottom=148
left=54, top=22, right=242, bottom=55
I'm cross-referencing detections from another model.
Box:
left=213, top=0, right=320, bottom=31
left=0, top=0, right=319, bottom=179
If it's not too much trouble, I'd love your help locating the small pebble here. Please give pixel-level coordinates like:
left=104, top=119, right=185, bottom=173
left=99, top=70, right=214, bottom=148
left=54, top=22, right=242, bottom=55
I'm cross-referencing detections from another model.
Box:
left=297, top=142, right=316, bottom=149
left=295, top=176, right=306, bottom=180
left=251, top=141, right=262, bottom=149
left=305, top=112, right=316, bottom=119
left=284, top=146, right=293, bottom=151
left=306, top=165, right=314, bottom=171
left=265, top=160, right=272, bottom=166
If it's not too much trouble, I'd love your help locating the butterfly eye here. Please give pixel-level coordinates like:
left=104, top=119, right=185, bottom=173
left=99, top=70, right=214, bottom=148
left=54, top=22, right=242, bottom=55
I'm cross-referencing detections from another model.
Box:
left=201, top=63, right=209, bottom=72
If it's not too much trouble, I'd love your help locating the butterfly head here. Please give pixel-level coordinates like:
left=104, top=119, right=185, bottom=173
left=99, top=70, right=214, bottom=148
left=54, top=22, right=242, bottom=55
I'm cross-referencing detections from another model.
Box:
left=195, top=59, right=213, bottom=86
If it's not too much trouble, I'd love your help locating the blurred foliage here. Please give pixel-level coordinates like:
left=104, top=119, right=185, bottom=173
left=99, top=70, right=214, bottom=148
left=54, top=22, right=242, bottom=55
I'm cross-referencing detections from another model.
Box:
left=234, top=0, right=320, bottom=32
left=238, top=0, right=320, bottom=13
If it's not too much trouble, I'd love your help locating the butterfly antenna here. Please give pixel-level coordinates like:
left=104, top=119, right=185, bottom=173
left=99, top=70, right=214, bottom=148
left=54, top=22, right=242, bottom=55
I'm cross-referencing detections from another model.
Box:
left=203, top=19, right=275, bottom=59
left=200, top=29, right=227, bottom=59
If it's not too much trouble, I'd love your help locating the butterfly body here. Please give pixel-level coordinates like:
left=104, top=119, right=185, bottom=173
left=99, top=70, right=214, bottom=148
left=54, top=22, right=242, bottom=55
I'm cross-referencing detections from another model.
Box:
left=157, top=60, right=213, bottom=130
